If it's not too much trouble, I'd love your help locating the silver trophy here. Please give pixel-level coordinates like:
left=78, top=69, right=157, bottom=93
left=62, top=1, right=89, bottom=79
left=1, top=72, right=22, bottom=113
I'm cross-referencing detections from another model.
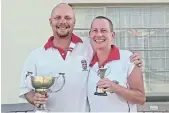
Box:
left=26, top=72, right=65, bottom=113
left=94, top=67, right=107, bottom=96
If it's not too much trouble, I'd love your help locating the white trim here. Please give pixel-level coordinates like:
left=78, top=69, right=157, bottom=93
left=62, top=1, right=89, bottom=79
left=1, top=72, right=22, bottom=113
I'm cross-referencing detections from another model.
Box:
left=64, top=0, right=169, bottom=4
left=73, top=6, right=104, bottom=9
left=72, top=3, right=169, bottom=8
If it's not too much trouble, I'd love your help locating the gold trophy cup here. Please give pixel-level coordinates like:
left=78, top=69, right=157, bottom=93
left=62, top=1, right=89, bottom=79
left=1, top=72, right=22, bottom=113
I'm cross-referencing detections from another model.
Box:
left=27, top=73, right=65, bottom=113
left=94, top=67, right=107, bottom=96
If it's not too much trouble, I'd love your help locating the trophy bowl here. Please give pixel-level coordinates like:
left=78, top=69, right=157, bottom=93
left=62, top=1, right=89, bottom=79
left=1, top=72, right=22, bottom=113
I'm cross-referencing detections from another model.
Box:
left=31, top=76, right=55, bottom=92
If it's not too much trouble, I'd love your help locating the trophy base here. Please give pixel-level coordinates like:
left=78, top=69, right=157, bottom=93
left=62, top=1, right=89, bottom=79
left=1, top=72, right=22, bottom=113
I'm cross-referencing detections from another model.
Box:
left=94, top=86, right=107, bottom=96
left=35, top=104, right=50, bottom=113
left=94, top=92, right=107, bottom=96
left=35, top=109, right=50, bottom=113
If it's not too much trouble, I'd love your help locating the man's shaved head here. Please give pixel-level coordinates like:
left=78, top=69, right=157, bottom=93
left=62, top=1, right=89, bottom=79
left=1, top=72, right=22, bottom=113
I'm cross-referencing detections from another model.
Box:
left=49, top=3, right=76, bottom=38
left=51, top=3, right=75, bottom=19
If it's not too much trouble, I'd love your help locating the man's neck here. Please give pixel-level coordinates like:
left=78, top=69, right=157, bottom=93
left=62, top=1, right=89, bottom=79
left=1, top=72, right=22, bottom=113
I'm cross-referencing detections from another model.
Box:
left=97, top=47, right=111, bottom=67
left=53, top=35, right=71, bottom=51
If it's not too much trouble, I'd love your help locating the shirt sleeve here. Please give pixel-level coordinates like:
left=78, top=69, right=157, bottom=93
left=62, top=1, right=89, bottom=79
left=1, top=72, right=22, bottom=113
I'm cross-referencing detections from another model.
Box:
left=19, top=51, right=36, bottom=99
left=87, top=41, right=94, bottom=63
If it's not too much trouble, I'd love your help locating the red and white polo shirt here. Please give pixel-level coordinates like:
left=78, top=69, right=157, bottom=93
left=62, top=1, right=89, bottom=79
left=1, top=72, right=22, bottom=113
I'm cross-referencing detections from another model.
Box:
left=87, top=45, right=137, bottom=112
left=19, top=34, right=93, bottom=112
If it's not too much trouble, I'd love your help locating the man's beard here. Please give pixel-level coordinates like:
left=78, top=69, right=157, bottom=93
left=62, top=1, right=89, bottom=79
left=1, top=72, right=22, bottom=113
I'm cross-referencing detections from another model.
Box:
left=56, top=31, right=70, bottom=38
left=55, top=23, right=71, bottom=38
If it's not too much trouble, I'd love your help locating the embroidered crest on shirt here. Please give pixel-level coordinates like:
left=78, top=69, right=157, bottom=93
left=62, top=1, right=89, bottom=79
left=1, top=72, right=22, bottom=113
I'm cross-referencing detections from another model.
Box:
left=81, top=59, right=88, bottom=71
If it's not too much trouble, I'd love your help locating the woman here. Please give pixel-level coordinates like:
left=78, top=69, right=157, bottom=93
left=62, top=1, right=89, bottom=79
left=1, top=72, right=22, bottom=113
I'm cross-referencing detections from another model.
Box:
left=87, top=16, right=146, bottom=112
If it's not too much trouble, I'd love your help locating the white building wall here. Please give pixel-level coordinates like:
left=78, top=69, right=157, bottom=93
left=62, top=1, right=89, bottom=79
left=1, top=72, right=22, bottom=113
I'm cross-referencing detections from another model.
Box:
left=2, top=0, right=169, bottom=104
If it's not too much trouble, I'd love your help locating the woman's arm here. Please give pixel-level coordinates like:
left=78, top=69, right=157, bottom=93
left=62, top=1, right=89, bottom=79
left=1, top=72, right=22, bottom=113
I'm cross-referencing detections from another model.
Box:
left=113, top=66, right=146, bottom=104
left=98, top=66, right=146, bottom=105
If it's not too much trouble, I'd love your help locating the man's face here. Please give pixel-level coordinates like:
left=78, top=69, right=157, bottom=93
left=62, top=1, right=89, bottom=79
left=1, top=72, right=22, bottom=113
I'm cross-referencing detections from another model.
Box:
left=89, top=19, right=114, bottom=51
left=49, top=5, right=75, bottom=38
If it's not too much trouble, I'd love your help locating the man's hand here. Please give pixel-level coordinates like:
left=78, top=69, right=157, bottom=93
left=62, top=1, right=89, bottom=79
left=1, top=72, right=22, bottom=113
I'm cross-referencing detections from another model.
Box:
left=130, top=52, right=142, bottom=67
left=33, top=92, right=48, bottom=107
left=24, top=91, right=48, bottom=108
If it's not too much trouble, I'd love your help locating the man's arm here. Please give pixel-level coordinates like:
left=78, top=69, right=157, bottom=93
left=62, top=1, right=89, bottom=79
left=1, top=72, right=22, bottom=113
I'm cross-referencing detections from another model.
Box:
left=19, top=50, right=47, bottom=107
left=19, top=50, right=36, bottom=99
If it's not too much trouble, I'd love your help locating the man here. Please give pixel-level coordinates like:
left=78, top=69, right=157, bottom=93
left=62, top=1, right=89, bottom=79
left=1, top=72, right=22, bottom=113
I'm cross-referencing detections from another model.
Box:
left=88, top=16, right=145, bottom=112
left=19, top=3, right=142, bottom=112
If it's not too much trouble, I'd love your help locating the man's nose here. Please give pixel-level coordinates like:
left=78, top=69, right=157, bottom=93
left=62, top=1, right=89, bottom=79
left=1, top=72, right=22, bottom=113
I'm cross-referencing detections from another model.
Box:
left=60, top=18, right=66, bottom=23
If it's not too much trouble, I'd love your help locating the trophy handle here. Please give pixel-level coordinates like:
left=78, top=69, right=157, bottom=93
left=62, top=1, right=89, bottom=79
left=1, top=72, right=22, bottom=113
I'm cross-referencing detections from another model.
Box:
left=25, top=74, right=34, bottom=90
left=50, top=73, right=66, bottom=92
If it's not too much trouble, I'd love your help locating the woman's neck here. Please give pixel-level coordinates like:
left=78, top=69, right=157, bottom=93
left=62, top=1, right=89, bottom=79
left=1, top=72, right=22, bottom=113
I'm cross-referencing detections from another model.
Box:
left=97, top=46, right=111, bottom=67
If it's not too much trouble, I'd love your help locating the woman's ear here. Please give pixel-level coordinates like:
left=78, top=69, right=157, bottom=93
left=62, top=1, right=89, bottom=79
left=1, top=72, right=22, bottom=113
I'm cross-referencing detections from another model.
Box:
left=112, top=32, right=115, bottom=39
left=112, top=32, right=115, bottom=37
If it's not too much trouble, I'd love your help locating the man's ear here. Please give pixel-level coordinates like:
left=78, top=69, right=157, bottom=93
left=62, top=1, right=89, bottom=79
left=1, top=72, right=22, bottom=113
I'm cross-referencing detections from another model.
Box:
left=74, top=18, right=76, bottom=25
left=49, top=18, right=52, bottom=27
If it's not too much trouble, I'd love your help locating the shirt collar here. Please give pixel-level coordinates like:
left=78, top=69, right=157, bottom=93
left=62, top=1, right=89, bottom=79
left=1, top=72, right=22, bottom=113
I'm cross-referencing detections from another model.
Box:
left=90, top=45, right=120, bottom=67
left=44, top=33, right=83, bottom=50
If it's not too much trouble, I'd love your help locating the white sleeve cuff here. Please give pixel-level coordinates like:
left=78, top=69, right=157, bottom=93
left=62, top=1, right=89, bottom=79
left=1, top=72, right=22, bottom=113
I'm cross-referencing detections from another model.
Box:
left=19, top=87, right=32, bottom=99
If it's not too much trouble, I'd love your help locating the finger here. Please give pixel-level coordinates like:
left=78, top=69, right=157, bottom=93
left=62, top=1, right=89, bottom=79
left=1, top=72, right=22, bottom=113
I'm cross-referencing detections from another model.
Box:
left=130, top=53, right=141, bottom=62
left=34, top=100, right=41, bottom=105
left=34, top=97, right=48, bottom=104
left=34, top=100, right=47, bottom=105
left=134, top=60, right=141, bottom=66
left=129, top=53, right=137, bottom=60
left=35, top=93, right=46, bottom=98
left=35, top=95, right=47, bottom=102
left=138, top=63, right=143, bottom=67
left=98, top=79, right=107, bottom=82
left=102, top=88, right=114, bottom=93
left=97, top=79, right=106, bottom=85
left=97, top=81, right=105, bottom=86
left=131, top=56, right=141, bottom=63
left=102, top=88, right=110, bottom=92
left=98, top=84, right=110, bottom=88
left=132, top=52, right=139, bottom=56
left=35, top=96, right=48, bottom=101
left=98, top=78, right=111, bottom=83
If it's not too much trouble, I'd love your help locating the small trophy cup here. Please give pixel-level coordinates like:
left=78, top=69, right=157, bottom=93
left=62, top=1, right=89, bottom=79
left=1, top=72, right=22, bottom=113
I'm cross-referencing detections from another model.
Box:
left=94, top=67, right=107, bottom=96
left=26, top=72, right=65, bottom=113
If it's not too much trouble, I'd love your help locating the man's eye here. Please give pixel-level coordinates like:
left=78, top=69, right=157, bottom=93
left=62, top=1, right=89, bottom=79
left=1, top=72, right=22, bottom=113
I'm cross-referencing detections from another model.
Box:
left=55, top=17, right=60, bottom=19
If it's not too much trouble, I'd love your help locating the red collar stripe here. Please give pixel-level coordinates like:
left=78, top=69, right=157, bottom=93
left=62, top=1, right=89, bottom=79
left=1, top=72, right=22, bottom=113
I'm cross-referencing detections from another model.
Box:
left=89, top=45, right=120, bottom=67
left=44, top=33, right=83, bottom=50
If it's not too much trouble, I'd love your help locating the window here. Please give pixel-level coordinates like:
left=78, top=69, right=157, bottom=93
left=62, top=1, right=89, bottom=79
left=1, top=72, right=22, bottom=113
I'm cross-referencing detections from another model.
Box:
left=73, top=5, right=169, bottom=93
